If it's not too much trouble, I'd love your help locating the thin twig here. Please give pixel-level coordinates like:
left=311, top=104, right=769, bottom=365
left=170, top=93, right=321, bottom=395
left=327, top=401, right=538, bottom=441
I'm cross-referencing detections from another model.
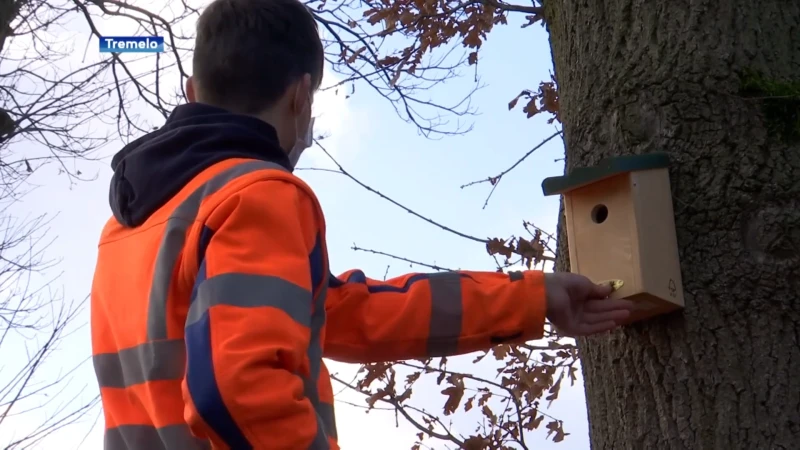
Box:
left=352, top=244, right=456, bottom=272
left=461, top=130, right=563, bottom=208
left=330, top=373, right=465, bottom=446
left=314, top=139, right=486, bottom=244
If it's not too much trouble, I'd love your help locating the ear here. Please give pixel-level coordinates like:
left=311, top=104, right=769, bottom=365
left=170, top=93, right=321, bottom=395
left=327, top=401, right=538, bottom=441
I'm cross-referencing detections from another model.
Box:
left=186, top=76, right=196, bottom=103
left=290, top=74, right=313, bottom=115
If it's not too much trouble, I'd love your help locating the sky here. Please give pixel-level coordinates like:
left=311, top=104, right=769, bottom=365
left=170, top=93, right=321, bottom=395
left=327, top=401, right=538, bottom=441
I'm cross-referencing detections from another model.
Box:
left=0, top=3, right=593, bottom=450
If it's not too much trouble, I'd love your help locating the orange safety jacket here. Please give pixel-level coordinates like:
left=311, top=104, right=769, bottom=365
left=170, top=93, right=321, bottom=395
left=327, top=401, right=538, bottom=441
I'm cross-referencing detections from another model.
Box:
left=91, top=103, right=546, bottom=450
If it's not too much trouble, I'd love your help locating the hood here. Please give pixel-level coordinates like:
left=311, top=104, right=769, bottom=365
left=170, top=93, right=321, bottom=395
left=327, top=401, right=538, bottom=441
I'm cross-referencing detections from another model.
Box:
left=109, top=102, right=291, bottom=228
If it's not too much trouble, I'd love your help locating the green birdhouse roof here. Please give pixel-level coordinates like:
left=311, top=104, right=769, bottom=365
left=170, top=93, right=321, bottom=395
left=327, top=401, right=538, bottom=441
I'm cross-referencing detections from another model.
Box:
left=541, top=152, right=671, bottom=196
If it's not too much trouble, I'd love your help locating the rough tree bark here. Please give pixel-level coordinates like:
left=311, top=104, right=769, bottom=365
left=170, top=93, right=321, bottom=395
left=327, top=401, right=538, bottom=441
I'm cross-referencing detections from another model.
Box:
left=546, top=1, right=800, bottom=449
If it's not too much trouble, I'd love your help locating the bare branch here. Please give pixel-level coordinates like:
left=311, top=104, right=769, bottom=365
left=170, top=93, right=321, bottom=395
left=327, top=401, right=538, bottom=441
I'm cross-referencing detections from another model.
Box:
left=460, top=129, right=562, bottom=208
left=312, top=139, right=487, bottom=244
left=351, top=244, right=456, bottom=272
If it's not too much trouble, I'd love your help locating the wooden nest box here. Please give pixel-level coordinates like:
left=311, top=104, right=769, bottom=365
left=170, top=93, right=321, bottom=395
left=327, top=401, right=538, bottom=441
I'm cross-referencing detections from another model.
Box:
left=542, top=153, right=684, bottom=324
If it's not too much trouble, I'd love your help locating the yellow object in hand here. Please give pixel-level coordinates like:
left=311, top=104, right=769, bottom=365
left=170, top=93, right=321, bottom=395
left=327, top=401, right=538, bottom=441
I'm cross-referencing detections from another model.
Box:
left=599, top=279, right=624, bottom=291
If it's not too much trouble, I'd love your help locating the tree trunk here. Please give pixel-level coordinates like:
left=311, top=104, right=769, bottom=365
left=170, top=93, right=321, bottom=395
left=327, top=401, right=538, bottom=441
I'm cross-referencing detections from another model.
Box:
left=545, top=1, right=800, bottom=449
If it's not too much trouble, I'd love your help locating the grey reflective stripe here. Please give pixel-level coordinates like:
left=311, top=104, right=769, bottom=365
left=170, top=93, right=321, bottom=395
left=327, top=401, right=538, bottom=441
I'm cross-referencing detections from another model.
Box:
left=304, top=275, right=332, bottom=447
left=425, top=272, right=464, bottom=356
left=146, top=160, right=288, bottom=340
left=94, top=339, right=185, bottom=388
left=104, top=424, right=210, bottom=450
left=509, top=271, right=524, bottom=282
left=186, top=273, right=313, bottom=327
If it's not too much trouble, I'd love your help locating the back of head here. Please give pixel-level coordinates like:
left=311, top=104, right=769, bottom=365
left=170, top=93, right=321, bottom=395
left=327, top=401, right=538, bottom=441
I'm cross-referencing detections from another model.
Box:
left=193, top=0, right=324, bottom=115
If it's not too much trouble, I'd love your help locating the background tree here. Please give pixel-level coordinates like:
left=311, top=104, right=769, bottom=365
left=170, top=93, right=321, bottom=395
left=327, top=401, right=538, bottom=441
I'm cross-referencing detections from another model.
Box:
left=0, top=211, right=96, bottom=449
left=0, top=0, right=111, bottom=445
left=547, top=2, right=800, bottom=448
left=0, top=0, right=188, bottom=446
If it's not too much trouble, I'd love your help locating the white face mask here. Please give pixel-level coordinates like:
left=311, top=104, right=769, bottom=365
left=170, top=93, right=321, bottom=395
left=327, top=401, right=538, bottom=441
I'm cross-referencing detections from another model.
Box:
left=288, top=94, right=314, bottom=168
left=288, top=116, right=313, bottom=168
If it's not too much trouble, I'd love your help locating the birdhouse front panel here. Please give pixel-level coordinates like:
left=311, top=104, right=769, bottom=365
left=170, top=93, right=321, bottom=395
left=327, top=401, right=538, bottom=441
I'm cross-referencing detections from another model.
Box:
left=542, top=153, right=685, bottom=325
left=564, top=173, right=641, bottom=298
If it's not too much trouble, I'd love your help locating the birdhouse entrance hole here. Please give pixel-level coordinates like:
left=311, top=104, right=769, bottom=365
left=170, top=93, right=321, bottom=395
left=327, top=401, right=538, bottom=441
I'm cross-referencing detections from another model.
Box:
left=591, top=204, right=608, bottom=224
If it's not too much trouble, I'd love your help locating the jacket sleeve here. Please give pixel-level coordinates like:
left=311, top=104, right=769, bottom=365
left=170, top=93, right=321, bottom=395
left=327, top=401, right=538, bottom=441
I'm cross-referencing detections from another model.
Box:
left=182, top=179, right=326, bottom=450
left=323, top=269, right=547, bottom=363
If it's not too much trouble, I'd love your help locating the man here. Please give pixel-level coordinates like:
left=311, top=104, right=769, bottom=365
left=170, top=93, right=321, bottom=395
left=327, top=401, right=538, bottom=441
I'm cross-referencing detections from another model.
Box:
left=90, top=0, right=634, bottom=448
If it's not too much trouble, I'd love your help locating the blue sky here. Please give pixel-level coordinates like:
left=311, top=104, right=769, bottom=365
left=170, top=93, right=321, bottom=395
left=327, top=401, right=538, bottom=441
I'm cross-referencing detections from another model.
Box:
left=0, top=7, right=593, bottom=450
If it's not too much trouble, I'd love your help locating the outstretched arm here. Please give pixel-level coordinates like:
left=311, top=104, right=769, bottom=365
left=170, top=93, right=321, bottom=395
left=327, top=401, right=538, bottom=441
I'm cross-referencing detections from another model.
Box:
left=182, top=179, right=328, bottom=449
left=323, top=269, right=546, bottom=363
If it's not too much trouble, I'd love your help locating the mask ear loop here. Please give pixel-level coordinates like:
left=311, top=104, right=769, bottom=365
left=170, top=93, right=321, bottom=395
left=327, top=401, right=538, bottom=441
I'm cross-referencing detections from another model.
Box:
left=305, top=117, right=316, bottom=146
left=306, top=92, right=317, bottom=143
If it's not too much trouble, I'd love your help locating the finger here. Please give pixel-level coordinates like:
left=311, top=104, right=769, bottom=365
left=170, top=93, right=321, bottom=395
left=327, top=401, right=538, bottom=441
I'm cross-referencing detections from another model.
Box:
left=573, top=320, right=620, bottom=336
left=584, top=298, right=636, bottom=313
left=582, top=309, right=631, bottom=325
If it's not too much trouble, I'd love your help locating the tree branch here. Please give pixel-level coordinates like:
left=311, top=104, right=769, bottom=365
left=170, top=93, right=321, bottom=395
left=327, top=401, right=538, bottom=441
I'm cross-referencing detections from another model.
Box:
left=460, top=129, right=562, bottom=209
left=313, top=139, right=487, bottom=244
left=351, top=244, right=456, bottom=272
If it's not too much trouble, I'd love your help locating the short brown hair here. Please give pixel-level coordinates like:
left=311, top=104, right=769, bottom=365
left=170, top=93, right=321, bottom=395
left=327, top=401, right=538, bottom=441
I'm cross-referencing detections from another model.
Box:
left=192, top=0, right=324, bottom=114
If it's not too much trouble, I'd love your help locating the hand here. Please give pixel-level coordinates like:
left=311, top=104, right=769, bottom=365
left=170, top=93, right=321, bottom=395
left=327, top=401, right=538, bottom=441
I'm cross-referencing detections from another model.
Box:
left=544, top=272, right=635, bottom=336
